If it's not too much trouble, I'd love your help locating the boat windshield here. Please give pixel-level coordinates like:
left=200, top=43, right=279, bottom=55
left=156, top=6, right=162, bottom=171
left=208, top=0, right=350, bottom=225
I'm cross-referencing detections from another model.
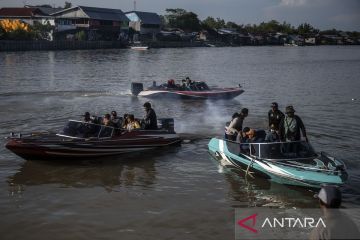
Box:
left=241, top=141, right=317, bottom=160
left=194, top=82, right=210, bottom=91
left=58, top=120, right=114, bottom=139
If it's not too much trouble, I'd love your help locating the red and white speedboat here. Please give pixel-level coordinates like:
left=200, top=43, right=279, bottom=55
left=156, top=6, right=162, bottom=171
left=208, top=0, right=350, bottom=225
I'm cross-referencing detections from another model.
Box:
left=131, top=80, right=244, bottom=100
left=5, top=119, right=180, bottom=160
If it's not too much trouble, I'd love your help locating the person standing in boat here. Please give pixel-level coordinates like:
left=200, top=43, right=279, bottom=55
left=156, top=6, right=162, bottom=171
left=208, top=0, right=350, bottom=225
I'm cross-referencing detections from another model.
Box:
left=279, top=105, right=308, bottom=142
left=143, top=102, right=158, bottom=130
left=268, top=102, right=284, bottom=130
left=225, top=108, right=248, bottom=142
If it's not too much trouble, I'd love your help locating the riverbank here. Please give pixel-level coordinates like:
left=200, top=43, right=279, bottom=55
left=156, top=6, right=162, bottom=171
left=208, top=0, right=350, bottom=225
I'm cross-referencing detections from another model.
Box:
left=0, top=40, right=126, bottom=51
left=0, top=40, right=210, bottom=51
left=2, top=39, right=360, bottom=52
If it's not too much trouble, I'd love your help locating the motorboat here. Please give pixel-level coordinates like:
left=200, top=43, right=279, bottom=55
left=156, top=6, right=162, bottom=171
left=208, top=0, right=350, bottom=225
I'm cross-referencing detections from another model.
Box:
left=131, top=80, right=244, bottom=100
left=130, top=46, right=149, bottom=50
left=208, top=138, right=348, bottom=188
left=130, top=41, right=149, bottom=50
left=5, top=118, right=181, bottom=160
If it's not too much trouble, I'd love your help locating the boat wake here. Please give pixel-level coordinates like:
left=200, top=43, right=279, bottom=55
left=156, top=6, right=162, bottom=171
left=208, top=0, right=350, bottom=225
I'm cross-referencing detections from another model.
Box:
left=0, top=89, right=133, bottom=98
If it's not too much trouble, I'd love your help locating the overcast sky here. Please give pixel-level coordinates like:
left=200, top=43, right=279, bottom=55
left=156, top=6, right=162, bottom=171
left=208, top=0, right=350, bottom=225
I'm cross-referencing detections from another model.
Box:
left=0, top=0, right=359, bottom=31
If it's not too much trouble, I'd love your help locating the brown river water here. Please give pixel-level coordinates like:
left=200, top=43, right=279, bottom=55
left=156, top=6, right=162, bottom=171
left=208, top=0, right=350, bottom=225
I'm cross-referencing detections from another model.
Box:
left=0, top=46, right=359, bottom=239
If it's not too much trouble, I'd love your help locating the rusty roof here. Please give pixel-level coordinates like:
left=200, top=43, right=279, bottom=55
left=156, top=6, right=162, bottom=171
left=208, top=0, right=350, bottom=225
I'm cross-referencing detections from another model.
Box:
left=0, top=8, right=45, bottom=17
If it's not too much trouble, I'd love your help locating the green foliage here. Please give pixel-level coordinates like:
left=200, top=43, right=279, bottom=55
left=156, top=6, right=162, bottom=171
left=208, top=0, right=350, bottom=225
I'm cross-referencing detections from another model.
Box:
left=320, top=28, right=339, bottom=35
left=164, top=8, right=201, bottom=32
left=347, top=31, right=360, bottom=38
left=6, top=28, right=34, bottom=40
left=202, top=17, right=225, bottom=30
left=297, top=23, right=319, bottom=36
left=239, top=20, right=298, bottom=34
left=32, top=22, right=54, bottom=40
left=75, top=30, right=86, bottom=40
left=64, top=1, right=72, bottom=9
left=0, top=25, right=5, bottom=39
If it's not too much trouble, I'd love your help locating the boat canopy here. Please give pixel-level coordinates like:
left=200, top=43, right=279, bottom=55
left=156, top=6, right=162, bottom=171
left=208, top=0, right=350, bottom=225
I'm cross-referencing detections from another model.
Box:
left=57, top=120, right=114, bottom=139
left=241, top=141, right=317, bottom=160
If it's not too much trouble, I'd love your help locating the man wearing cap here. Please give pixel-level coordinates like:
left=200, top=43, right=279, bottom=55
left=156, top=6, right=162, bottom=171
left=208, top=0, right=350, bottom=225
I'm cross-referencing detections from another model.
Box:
left=279, top=105, right=308, bottom=142
left=268, top=102, right=284, bottom=130
left=309, top=186, right=360, bottom=240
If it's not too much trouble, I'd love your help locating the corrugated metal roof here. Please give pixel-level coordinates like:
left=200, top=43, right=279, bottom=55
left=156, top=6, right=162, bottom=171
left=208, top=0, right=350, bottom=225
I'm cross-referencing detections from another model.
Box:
left=79, top=6, right=129, bottom=22
left=126, top=11, right=161, bottom=25
left=36, top=7, right=64, bottom=15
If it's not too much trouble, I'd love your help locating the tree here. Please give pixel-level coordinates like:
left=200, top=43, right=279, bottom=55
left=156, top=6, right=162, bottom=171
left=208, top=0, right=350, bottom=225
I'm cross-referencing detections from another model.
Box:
left=202, top=17, right=225, bottom=30
left=64, top=1, right=72, bottom=9
left=164, top=8, right=201, bottom=32
left=32, top=21, right=54, bottom=40
left=75, top=30, right=86, bottom=40
left=297, top=23, right=318, bottom=36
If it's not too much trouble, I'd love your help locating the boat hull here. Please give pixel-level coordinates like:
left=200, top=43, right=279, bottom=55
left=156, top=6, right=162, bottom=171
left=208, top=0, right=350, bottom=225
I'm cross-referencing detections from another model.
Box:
left=138, top=88, right=244, bottom=100
left=208, top=138, right=348, bottom=188
left=6, top=130, right=181, bottom=160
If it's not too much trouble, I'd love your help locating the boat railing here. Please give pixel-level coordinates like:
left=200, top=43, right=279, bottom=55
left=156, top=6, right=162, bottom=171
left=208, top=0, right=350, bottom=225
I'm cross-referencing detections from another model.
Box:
left=235, top=140, right=318, bottom=161
left=57, top=120, right=115, bottom=139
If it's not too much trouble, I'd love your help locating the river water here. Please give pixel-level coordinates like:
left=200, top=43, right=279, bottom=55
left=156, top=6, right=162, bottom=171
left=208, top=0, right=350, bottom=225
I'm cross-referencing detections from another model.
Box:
left=0, top=46, right=359, bottom=239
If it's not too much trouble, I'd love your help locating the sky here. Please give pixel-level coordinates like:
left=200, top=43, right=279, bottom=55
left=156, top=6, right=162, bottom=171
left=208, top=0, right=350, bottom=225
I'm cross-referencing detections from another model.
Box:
left=0, top=0, right=359, bottom=31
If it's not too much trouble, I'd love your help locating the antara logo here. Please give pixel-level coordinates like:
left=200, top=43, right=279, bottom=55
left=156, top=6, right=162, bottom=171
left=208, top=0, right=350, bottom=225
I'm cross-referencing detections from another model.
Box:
left=237, top=214, right=326, bottom=233
left=237, top=213, right=258, bottom=233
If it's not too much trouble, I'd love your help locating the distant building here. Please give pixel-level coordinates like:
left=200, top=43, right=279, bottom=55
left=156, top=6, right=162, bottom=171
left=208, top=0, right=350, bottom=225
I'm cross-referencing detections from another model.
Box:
left=0, top=7, right=55, bottom=26
left=51, top=6, right=129, bottom=41
left=304, top=37, right=316, bottom=45
left=125, top=11, right=161, bottom=36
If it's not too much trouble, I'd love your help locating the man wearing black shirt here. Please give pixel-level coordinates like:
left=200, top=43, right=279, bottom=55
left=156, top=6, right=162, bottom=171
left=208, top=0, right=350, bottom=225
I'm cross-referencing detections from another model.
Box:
left=143, top=102, right=158, bottom=130
left=268, top=102, right=284, bottom=130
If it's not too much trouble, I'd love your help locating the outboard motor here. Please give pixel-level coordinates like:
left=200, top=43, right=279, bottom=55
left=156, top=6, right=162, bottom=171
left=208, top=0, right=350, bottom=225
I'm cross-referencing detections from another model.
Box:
left=131, top=82, right=144, bottom=96
left=157, top=118, right=175, bottom=133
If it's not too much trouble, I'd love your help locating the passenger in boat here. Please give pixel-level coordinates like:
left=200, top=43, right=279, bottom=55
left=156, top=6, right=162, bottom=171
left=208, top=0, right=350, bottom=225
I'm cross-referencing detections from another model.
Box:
left=181, top=79, right=187, bottom=90
left=122, top=113, right=129, bottom=128
left=185, top=77, right=196, bottom=90
left=111, top=111, right=122, bottom=128
left=126, top=114, right=141, bottom=131
left=83, top=112, right=92, bottom=123
left=265, top=124, right=280, bottom=142
left=167, top=79, right=176, bottom=88
left=243, top=128, right=266, bottom=143
left=239, top=127, right=251, bottom=154
left=225, top=108, right=248, bottom=142
left=102, top=114, right=114, bottom=127
left=279, top=105, right=308, bottom=142
left=268, top=102, right=284, bottom=130
left=143, top=102, right=158, bottom=130
left=310, top=186, right=360, bottom=240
